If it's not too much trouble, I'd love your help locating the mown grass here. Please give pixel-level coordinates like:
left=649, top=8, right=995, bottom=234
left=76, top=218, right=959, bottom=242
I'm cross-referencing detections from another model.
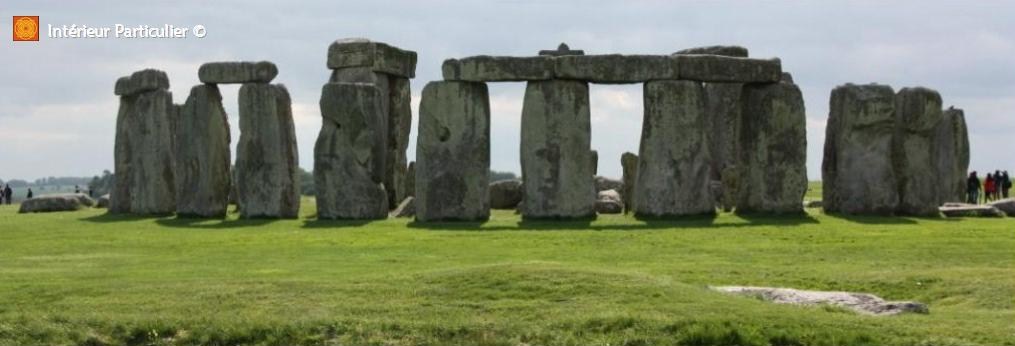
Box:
left=0, top=197, right=1012, bottom=346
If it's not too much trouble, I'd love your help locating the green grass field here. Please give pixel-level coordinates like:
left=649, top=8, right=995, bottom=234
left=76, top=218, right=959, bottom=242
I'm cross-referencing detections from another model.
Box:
left=0, top=195, right=1012, bottom=346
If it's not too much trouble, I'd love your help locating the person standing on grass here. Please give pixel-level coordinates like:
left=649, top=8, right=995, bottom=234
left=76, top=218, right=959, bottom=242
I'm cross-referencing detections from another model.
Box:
left=2, top=184, right=11, bottom=205
left=26, top=188, right=33, bottom=199
left=967, top=171, right=981, bottom=204
left=1003, top=171, right=1012, bottom=199
left=984, top=173, right=996, bottom=203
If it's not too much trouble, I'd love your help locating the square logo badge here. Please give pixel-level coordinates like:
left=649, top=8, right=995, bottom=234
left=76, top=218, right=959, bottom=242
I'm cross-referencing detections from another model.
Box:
left=13, top=16, right=40, bottom=41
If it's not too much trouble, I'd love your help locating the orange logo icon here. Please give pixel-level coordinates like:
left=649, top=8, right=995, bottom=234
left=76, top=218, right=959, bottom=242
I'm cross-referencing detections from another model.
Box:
left=13, top=16, right=40, bottom=41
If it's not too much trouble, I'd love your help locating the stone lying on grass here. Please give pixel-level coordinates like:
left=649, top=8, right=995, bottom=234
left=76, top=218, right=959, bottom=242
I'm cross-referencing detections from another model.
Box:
left=19, top=193, right=95, bottom=213
left=96, top=194, right=110, bottom=208
left=939, top=203, right=1005, bottom=217
left=594, top=176, right=623, bottom=193
left=987, top=198, right=1015, bottom=215
left=489, top=179, right=523, bottom=209
left=712, top=286, right=928, bottom=316
left=595, top=189, right=624, bottom=214
left=390, top=197, right=415, bottom=218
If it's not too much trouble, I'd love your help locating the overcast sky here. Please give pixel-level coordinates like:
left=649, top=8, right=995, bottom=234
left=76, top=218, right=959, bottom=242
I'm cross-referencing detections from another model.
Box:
left=2, top=1, right=1014, bottom=183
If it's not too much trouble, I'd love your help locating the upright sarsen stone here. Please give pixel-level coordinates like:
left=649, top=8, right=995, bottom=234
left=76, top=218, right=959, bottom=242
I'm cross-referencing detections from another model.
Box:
left=330, top=68, right=389, bottom=185
left=415, top=81, right=491, bottom=221
left=933, top=107, right=970, bottom=204
left=822, top=84, right=899, bottom=214
left=634, top=80, right=714, bottom=217
left=738, top=81, right=807, bottom=214
left=175, top=85, right=231, bottom=217
left=235, top=83, right=300, bottom=218
left=620, top=152, right=638, bottom=214
left=520, top=80, right=595, bottom=219
left=387, top=77, right=413, bottom=208
left=315, top=82, right=388, bottom=219
left=703, top=83, right=743, bottom=191
left=894, top=87, right=943, bottom=216
left=111, top=69, right=176, bottom=215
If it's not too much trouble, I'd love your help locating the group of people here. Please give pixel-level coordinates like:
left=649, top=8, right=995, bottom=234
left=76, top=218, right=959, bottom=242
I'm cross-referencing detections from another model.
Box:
left=966, top=170, right=1012, bottom=204
left=1, top=184, right=12, bottom=204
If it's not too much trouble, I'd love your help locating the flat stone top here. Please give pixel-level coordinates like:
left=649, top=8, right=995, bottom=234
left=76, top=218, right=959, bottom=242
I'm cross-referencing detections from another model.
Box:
left=673, top=45, right=749, bottom=58
left=327, top=38, right=417, bottom=78
left=442, top=52, right=782, bottom=84
left=114, top=68, right=169, bottom=96
left=199, top=61, right=278, bottom=84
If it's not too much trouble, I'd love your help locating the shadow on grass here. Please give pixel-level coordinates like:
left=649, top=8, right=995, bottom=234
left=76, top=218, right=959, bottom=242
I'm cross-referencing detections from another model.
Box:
left=80, top=212, right=169, bottom=223
left=734, top=212, right=820, bottom=226
left=154, top=217, right=278, bottom=229
left=408, top=213, right=821, bottom=231
left=823, top=213, right=919, bottom=225
left=302, top=218, right=374, bottom=229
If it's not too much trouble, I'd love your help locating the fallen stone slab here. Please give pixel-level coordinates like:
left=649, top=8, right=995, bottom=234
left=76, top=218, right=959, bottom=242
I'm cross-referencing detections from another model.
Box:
left=489, top=179, right=523, bottom=209
left=676, top=55, right=781, bottom=83
left=327, top=38, right=417, bottom=78
left=712, top=286, right=929, bottom=316
left=390, top=197, right=415, bottom=218
left=96, top=194, right=110, bottom=208
left=442, top=56, right=554, bottom=82
left=988, top=198, right=1015, bottom=215
left=19, top=194, right=95, bottom=213
left=198, top=61, right=278, bottom=84
left=673, top=45, right=749, bottom=58
left=554, top=54, right=680, bottom=83
left=595, top=189, right=624, bottom=214
left=939, top=204, right=1005, bottom=217
left=114, top=69, right=170, bottom=96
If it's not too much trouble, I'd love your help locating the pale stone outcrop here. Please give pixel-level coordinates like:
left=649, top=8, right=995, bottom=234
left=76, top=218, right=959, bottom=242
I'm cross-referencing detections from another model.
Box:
left=18, top=193, right=95, bottom=213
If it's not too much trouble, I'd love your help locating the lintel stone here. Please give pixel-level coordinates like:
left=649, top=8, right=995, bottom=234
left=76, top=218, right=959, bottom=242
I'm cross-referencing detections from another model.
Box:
left=327, top=38, right=417, bottom=78
left=442, top=56, right=554, bottom=82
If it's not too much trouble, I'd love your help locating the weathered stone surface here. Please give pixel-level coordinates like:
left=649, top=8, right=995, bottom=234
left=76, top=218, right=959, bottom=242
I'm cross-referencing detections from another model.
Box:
left=387, top=77, right=413, bottom=208
left=18, top=193, right=95, bottom=213
left=198, top=61, right=278, bottom=84
left=554, top=54, right=680, bottom=83
left=175, top=85, right=231, bottom=217
left=822, top=84, right=899, bottom=215
left=940, top=203, right=1004, bottom=217
left=620, top=152, right=638, bottom=214
left=96, top=194, right=110, bottom=208
left=114, top=69, right=169, bottom=96
left=590, top=150, right=599, bottom=175
left=738, top=81, right=807, bottom=214
left=894, top=87, right=943, bottom=216
left=703, top=83, right=743, bottom=185
left=329, top=67, right=390, bottom=185
left=595, top=176, right=623, bottom=193
left=111, top=87, right=176, bottom=215
left=676, top=55, right=781, bottom=83
left=781, top=72, right=794, bottom=84
left=390, top=197, right=415, bottom=218
left=327, top=38, right=417, bottom=78
left=635, top=80, right=714, bottom=217
left=442, top=56, right=554, bottom=82
left=520, top=80, right=595, bottom=219
left=235, top=83, right=300, bottom=218
left=987, top=198, right=1015, bottom=215
left=415, top=81, right=491, bottom=221
left=933, top=107, right=970, bottom=204
left=674, top=45, right=749, bottom=58
left=595, top=189, right=624, bottom=214
left=713, top=286, right=929, bottom=316
left=489, top=179, right=523, bottom=209
left=315, top=82, right=388, bottom=219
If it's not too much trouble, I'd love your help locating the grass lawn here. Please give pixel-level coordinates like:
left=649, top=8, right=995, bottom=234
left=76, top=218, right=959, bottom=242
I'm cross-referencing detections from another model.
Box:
left=0, top=196, right=1012, bottom=346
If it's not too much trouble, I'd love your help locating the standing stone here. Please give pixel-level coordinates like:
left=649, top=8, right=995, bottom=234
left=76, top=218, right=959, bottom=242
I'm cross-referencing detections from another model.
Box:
left=175, top=85, right=231, bottom=217
left=738, top=81, right=808, bottom=214
left=634, top=80, right=714, bottom=217
left=111, top=70, right=176, bottom=214
left=620, top=152, right=638, bottom=214
left=703, top=83, right=743, bottom=208
left=520, top=80, right=595, bottom=219
left=894, top=87, right=943, bottom=216
left=329, top=68, right=389, bottom=184
left=590, top=150, right=599, bottom=175
left=405, top=161, right=416, bottom=198
left=315, top=82, right=388, bottom=219
left=235, top=83, right=300, bottom=218
left=933, top=107, right=970, bottom=204
left=387, top=77, right=413, bottom=208
left=415, top=81, right=491, bottom=221
left=822, top=84, right=899, bottom=214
